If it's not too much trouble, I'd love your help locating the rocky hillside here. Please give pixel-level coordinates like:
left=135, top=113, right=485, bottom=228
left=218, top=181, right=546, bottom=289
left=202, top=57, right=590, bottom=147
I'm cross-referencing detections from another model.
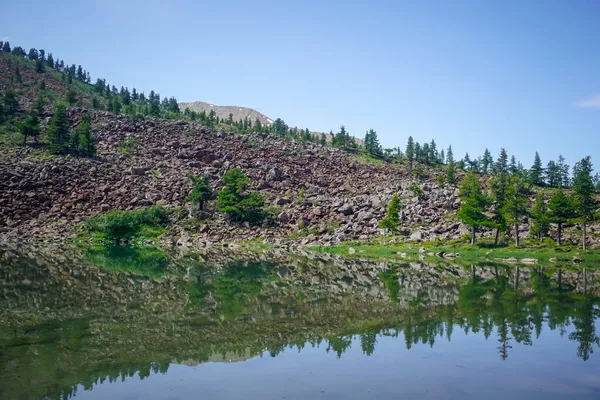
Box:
left=1, top=51, right=597, bottom=248
left=178, top=100, right=273, bottom=125
left=0, top=105, right=474, bottom=245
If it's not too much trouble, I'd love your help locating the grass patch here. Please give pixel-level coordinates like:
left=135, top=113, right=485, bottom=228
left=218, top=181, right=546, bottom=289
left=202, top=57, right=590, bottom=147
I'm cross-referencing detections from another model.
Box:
left=308, top=239, right=600, bottom=268
left=83, top=206, right=168, bottom=243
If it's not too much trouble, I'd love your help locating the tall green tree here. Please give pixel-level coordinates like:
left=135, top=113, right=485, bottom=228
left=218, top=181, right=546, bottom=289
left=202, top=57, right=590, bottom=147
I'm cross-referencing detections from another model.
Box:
left=529, top=152, right=544, bottom=186
left=546, top=160, right=560, bottom=187
left=495, top=148, right=508, bottom=176
left=380, top=193, right=401, bottom=233
left=446, top=145, right=455, bottom=185
left=502, top=176, right=529, bottom=246
left=65, top=88, right=77, bottom=106
left=3, top=90, right=19, bottom=118
left=187, top=175, right=213, bottom=218
left=490, top=174, right=509, bottom=245
left=46, top=103, right=70, bottom=154
left=71, top=113, right=96, bottom=157
left=572, top=156, right=597, bottom=250
left=548, top=189, right=576, bottom=246
left=557, top=155, right=570, bottom=188
left=457, top=172, right=489, bottom=244
left=530, top=192, right=550, bottom=242
left=482, top=148, right=493, bottom=174
left=16, top=113, right=41, bottom=146
left=406, top=136, right=415, bottom=172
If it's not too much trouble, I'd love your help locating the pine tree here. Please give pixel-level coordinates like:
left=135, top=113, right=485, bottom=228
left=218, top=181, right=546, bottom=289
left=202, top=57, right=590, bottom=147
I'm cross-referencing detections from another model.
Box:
left=46, top=53, right=54, bottom=68
left=557, top=154, right=570, bottom=188
left=364, top=129, right=381, bottom=156
left=35, top=59, right=44, bottom=73
left=71, top=113, right=96, bottom=157
left=380, top=193, right=401, bottom=233
left=46, top=103, right=70, bottom=154
left=406, top=136, right=415, bottom=171
left=490, top=174, right=509, bottom=245
left=482, top=148, right=493, bottom=174
left=457, top=172, right=489, bottom=244
left=530, top=192, right=550, bottom=242
left=28, top=48, right=38, bottom=60
left=548, top=189, right=575, bottom=246
left=2, top=41, right=10, bottom=52
left=529, top=152, right=544, bottom=186
left=502, top=176, right=529, bottom=246
left=14, top=67, right=22, bottom=84
left=65, top=88, right=77, bottom=106
left=186, top=175, right=213, bottom=217
left=495, top=148, right=508, bottom=176
left=16, top=112, right=41, bottom=146
left=572, top=156, right=597, bottom=250
left=463, top=153, right=471, bottom=170
left=546, top=160, right=559, bottom=187
left=3, top=90, right=19, bottom=117
left=446, top=145, right=455, bottom=185
left=429, top=140, right=437, bottom=164
left=439, top=149, right=445, bottom=165
left=509, top=155, right=518, bottom=176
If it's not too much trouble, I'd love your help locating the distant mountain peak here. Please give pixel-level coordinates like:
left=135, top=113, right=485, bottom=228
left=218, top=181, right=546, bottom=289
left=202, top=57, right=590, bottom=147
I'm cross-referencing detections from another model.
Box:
left=179, top=101, right=273, bottom=125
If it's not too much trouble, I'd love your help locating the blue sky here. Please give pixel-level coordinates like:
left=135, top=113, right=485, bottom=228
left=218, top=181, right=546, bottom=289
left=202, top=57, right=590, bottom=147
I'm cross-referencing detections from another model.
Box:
left=2, top=0, right=599, bottom=169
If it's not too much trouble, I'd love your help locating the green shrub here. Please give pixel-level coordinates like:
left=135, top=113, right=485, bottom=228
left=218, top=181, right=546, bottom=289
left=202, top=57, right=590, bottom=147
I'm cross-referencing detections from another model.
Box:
left=217, top=168, right=274, bottom=226
left=84, top=206, right=168, bottom=241
left=410, top=183, right=424, bottom=198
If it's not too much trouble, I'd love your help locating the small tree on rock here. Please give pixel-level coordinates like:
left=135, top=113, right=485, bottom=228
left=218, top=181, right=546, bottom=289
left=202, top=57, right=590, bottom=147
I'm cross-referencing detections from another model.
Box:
left=187, top=176, right=213, bottom=218
left=380, top=193, right=400, bottom=233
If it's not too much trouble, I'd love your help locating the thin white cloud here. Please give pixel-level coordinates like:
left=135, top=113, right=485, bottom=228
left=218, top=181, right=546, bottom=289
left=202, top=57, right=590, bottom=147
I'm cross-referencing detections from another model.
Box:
left=0, top=36, right=9, bottom=42
left=576, top=94, right=600, bottom=109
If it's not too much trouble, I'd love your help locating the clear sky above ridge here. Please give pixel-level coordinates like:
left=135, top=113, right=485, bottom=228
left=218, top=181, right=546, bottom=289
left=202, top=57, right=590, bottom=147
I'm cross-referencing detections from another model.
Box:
left=2, top=0, right=599, bottom=170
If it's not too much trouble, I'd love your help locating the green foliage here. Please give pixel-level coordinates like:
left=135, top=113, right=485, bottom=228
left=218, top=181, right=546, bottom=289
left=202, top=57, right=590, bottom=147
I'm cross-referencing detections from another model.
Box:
left=446, top=145, right=455, bottom=184
left=2, top=90, right=20, bottom=118
left=117, top=137, right=141, bottom=156
left=490, top=174, right=509, bottom=242
left=530, top=192, right=550, bottom=242
left=437, top=173, right=445, bottom=188
left=218, top=168, right=273, bottom=225
left=406, top=136, right=415, bottom=171
left=186, top=176, right=213, bottom=217
left=457, top=172, right=489, bottom=244
left=65, top=88, right=77, bottom=106
left=84, top=206, right=168, bottom=241
left=502, top=176, right=529, bottom=246
left=548, top=188, right=576, bottom=245
left=16, top=113, right=41, bottom=146
left=380, top=193, right=401, bottom=233
left=529, top=152, right=544, bottom=186
left=410, top=183, right=424, bottom=198
left=572, top=156, right=596, bottom=223
left=46, top=102, right=70, bottom=154
left=363, top=129, right=382, bottom=157
left=70, top=112, right=96, bottom=157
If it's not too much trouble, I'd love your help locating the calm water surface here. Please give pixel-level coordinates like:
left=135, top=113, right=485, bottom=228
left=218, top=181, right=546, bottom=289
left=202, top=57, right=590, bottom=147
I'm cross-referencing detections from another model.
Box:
left=1, top=244, right=599, bottom=399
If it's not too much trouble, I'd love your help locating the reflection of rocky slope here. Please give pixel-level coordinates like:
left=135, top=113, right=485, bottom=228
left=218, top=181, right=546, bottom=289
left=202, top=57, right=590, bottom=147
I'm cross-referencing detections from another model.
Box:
left=1, top=243, right=599, bottom=400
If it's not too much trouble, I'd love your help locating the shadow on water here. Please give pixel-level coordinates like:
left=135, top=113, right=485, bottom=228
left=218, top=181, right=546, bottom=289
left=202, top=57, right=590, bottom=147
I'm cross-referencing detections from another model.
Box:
left=0, top=242, right=599, bottom=399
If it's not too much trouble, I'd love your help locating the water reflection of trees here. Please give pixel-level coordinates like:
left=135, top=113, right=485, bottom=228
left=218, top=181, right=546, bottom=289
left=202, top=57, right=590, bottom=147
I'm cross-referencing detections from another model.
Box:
left=1, top=249, right=600, bottom=400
